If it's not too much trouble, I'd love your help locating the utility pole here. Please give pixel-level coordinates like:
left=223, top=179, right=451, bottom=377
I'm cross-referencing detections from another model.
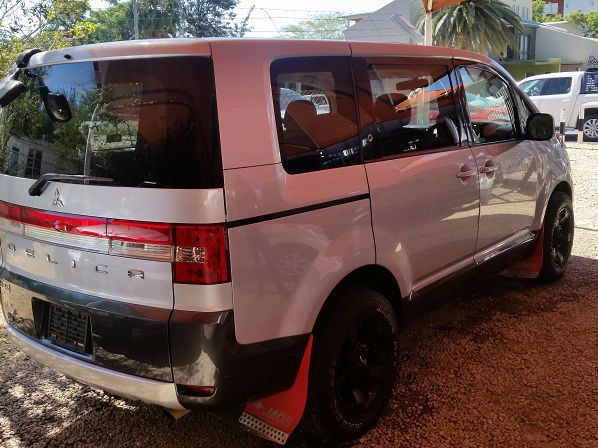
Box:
left=424, top=0, right=433, bottom=45
left=133, top=0, right=140, bottom=40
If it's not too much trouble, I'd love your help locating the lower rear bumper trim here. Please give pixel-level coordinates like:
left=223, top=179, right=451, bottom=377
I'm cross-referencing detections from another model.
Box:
left=8, top=326, right=184, bottom=410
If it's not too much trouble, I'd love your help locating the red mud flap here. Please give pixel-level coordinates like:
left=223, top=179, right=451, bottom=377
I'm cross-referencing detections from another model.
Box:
left=239, top=335, right=313, bottom=445
left=502, top=228, right=544, bottom=279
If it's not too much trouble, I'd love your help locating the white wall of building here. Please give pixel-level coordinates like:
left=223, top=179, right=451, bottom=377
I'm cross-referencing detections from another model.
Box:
left=505, top=0, right=533, bottom=20
left=536, top=25, right=598, bottom=70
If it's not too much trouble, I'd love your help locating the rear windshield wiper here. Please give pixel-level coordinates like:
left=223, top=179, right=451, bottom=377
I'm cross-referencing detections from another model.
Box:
left=28, top=173, right=115, bottom=196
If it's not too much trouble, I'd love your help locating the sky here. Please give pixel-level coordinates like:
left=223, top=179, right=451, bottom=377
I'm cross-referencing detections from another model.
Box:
left=90, top=0, right=398, bottom=37
left=235, top=0, right=394, bottom=37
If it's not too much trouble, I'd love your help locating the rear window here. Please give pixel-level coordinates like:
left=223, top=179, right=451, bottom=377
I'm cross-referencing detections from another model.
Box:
left=542, top=77, right=572, bottom=95
left=271, top=57, right=361, bottom=175
left=0, top=57, right=223, bottom=188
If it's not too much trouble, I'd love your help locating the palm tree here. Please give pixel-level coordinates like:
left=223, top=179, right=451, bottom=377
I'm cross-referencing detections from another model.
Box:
left=419, top=0, right=524, bottom=55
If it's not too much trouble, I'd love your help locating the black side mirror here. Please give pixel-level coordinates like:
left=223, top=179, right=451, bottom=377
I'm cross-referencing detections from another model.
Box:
left=38, top=85, right=72, bottom=122
left=0, top=76, right=26, bottom=108
left=527, top=113, right=554, bottom=141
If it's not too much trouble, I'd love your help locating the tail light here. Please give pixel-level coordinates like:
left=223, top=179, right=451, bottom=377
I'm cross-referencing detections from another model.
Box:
left=0, top=200, right=230, bottom=285
left=173, top=225, right=230, bottom=284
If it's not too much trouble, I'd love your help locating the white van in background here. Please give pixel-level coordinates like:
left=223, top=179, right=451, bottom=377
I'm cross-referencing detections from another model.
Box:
left=519, top=70, right=598, bottom=141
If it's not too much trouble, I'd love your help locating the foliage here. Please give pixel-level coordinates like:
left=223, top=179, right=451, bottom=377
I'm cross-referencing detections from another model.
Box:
left=531, top=0, right=562, bottom=22
left=86, top=2, right=131, bottom=42
left=281, top=12, right=348, bottom=40
left=179, top=0, right=249, bottom=37
left=566, top=10, right=598, bottom=39
left=420, top=0, right=524, bottom=55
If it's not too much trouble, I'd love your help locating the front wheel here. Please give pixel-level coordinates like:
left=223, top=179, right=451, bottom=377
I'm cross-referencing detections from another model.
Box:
left=302, top=286, right=399, bottom=444
left=540, top=191, right=574, bottom=282
left=582, top=115, right=598, bottom=142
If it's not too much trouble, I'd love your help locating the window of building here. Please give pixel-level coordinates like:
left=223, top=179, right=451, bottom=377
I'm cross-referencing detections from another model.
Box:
left=356, top=61, right=459, bottom=160
left=459, top=67, right=517, bottom=144
left=24, top=149, right=42, bottom=178
left=7, top=147, right=19, bottom=174
left=271, top=57, right=360, bottom=174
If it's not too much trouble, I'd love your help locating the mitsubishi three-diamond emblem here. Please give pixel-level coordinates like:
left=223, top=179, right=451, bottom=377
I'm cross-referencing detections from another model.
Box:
left=52, top=188, right=64, bottom=208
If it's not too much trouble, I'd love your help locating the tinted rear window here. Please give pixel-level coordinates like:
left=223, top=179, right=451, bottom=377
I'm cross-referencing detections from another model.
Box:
left=0, top=57, right=223, bottom=188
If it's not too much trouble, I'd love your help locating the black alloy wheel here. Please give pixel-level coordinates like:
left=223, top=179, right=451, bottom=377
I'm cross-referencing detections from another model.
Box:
left=302, top=286, right=399, bottom=444
left=540, top=191, right=574, bottom=281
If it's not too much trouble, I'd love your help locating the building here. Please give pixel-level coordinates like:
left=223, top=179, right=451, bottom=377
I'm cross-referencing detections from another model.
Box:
left=343, top=0, right=598, bottom=80
left=544, top=0, right=598, bottom=16
left=343, top=0, right=533, bottom=43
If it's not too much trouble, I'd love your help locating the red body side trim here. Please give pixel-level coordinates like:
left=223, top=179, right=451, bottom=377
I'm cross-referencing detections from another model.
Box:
left=239, top=335, right=313, bottom=445
left=503, top=228, right=544, bottom=279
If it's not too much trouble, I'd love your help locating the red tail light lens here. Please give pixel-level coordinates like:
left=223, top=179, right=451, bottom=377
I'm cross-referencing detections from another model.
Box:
left=108, top=220, right=173, bottom=261
left=22, top=209, right=107, bottom=237
left=0, top=201, right=23, bottom=234
left=0, top=200, right=230, bottom=285
left=173, top=225, right=230, bottom=284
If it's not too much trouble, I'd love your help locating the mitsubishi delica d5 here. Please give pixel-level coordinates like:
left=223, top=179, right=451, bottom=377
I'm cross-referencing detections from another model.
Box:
left=0, top=39, right=574, bottom=445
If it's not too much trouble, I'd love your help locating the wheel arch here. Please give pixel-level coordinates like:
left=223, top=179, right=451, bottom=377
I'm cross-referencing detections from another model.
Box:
left=313, top=264, right=403, bottom=330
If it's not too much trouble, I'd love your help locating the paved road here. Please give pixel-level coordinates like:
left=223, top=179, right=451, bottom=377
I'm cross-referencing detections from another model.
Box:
left=0, top=146, right=596, bottom=448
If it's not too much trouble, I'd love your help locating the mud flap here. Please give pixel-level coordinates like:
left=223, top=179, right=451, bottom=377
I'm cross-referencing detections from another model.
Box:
left=239, top=335, right=313, bottom=445
left=503, top=228, right=544, bottom=279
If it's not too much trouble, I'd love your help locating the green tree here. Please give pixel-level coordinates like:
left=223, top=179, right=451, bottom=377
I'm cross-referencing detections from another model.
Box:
left=86, top=2, right=132, bottom=42
left=532, top=0, right=562, bottom=22
left=281, top=12, right=348, bottom=40
left=179, top=0, right=249, bottom=37
left=567, top=10, right=598, bottom=39
left=421, top=0, right=524, bottom=55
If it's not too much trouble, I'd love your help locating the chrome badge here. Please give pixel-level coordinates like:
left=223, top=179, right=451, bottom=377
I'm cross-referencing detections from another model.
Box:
left=52, top=188, right=64, bottom=208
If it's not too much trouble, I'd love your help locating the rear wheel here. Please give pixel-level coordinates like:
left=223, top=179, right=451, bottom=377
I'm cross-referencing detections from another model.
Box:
left=302, top=286, right=399, bottom=444
left=540, top=191, right=574, bottom=282
left=582, top=115, right=598, bottom=142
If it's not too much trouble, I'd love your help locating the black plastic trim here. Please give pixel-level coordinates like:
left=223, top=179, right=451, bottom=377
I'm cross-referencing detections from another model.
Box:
left=227, top=193, right=370, bottom=228
left=171, top=310, right=310, bottom=408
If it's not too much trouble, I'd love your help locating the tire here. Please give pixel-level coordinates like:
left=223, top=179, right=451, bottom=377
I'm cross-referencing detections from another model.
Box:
left=539, top=191, right=574, bottom=282
left=582, top=115, right=598, bottom=142
left=302, top=286, right=399, bottom=444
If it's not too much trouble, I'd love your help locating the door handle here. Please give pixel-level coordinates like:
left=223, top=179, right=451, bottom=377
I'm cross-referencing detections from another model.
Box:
left=479, top=165, right=498, bottom=174
left=456, top=168, right=477, bottom=179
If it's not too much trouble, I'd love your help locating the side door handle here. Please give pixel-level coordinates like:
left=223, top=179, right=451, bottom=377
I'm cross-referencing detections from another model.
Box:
left=479, top=165, right=498, bottom=174
left=456, top=167, right=477, bottom=179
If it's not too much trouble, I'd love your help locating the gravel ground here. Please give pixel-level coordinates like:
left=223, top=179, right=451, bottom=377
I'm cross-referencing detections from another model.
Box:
left=0, top=146, right=597, bottom=448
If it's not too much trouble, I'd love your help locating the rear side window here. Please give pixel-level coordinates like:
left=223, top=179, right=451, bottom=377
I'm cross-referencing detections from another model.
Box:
left=542, top=77, right=572, bottom=95
left=460, top=67, right=517, bottom=144
left=0, top=57, right=222, bottom=188
left=357, top=60, right=459, bottom=159
left=271, top=57, right=360, bottom=175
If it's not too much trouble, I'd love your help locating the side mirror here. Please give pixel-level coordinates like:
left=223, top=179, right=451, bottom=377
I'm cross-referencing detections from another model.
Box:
left=526, top=113, right=554, bottom=141
left=39, top=85, right=72, bottom=122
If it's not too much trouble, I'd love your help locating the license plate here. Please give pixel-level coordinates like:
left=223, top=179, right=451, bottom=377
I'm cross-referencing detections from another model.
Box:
left=45, top=303, right=91, bottom=354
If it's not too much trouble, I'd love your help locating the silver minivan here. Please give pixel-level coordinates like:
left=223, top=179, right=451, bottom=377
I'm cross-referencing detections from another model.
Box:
left=0, top=39, right=573, bottom=445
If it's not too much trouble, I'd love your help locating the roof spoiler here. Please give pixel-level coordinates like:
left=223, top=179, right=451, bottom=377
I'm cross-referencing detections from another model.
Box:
left=0, top=48, right=41, bottom=108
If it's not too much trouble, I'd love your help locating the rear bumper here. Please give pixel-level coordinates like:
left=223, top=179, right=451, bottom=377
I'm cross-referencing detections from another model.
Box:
left=1, top=269, right=309, bottom=409
left=8, top=325, right=185, bottom=409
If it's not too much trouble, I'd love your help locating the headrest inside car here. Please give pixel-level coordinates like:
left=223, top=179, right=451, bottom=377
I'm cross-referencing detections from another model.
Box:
left=396, top=78, right=429, bottom=91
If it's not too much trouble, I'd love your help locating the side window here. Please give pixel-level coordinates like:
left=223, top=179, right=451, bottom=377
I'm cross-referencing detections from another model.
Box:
left=520, top=79, right=544, bottom=97
left=270, top=57, right=360, bottom=175
left=542, top=77, right=572, bottom=95
left=361, top=62, right=459, bottom=159
left=460, top=67, right=517, bottom=144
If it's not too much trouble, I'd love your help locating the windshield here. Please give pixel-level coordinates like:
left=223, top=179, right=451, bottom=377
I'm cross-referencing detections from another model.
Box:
left=0, top=57, right=223, bottom=188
